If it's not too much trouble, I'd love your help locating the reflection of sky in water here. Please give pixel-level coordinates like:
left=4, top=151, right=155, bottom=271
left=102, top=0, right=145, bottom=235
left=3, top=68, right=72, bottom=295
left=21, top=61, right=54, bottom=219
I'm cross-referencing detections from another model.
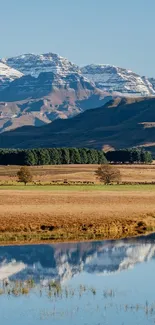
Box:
left=1, top=234, right=155, bottom=324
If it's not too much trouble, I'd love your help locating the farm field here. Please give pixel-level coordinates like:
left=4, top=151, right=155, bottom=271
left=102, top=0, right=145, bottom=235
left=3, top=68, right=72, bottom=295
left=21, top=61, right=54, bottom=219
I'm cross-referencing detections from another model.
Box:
left=0, top=164, right=155, bottom=243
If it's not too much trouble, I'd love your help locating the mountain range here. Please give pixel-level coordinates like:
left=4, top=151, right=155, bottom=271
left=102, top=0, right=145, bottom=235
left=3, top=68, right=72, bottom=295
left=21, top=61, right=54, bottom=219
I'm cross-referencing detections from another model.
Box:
left=1, top=53, right=155, bottom=96
left=0, top=52, right=155, bottom=151
left=0, top=53, right=113, bottom=133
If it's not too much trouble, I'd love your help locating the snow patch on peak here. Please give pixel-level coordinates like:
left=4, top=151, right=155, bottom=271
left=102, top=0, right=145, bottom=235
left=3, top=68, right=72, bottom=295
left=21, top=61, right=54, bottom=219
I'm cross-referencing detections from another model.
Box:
left=3, top=52, right=80, bottom=78
left=0, top=62, right=23, bottom=89
left=81, top=64, right=155, bottom=96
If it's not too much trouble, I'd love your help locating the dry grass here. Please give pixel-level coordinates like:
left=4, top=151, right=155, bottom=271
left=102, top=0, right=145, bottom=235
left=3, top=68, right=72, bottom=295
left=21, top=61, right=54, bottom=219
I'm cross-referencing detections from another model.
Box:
left=1, top=163, right=155, bottom=184
left=0, top=188, right=155, bottom=243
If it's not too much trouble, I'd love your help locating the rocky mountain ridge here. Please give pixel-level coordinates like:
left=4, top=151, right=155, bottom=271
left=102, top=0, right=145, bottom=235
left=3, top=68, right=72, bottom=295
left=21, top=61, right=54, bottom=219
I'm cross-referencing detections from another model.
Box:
left=81, top=64, right=155, bottom=96
left=0, top=52, right=155, bottom=133
left=1, top=53, right=80, bottom=78
left=1, top=53, right=155, bottom=96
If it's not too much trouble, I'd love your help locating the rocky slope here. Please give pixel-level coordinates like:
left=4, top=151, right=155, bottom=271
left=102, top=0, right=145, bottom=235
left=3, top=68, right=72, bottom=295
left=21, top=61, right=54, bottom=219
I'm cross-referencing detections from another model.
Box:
left=2, top=53, right=80, bottom=77
left=81, top=64, right=155, bottom=96
left=0, top=72, right=110, bottom=133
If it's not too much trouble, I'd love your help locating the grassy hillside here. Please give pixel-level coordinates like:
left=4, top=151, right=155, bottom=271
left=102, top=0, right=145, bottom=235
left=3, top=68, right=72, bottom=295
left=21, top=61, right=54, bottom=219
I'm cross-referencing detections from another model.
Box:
left=1, top=97, right=155, bottom=153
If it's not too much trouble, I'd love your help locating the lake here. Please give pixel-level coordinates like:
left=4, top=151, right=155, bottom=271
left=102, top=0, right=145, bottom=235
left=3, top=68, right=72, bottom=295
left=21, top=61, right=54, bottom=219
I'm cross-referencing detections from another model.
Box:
left=1, top=234, right=155, bottom=324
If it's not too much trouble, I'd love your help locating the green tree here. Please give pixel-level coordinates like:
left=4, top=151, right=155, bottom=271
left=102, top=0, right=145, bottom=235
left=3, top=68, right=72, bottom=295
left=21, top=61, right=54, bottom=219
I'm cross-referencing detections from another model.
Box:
left=89, top=149, right=99, bottom=164
left=85, top=149, right=93, bottom=164
left=144, top=151, right=153, bottom=163
left=17, top=166, right=33, bottom=185
left=78, top=148, right=88, bottom=164
left=98, top=151, right=107, bottom=164
left=69, top=148, right=81, bottom=164
left=140, top=149, right=152, bottom=164
left=49, top=148, right=60, bottom=165
left=61, top=148, right=70, bottom=164
left=24, top=150, right=36, bottom=166
left=36, top=149, right=50, bottom=165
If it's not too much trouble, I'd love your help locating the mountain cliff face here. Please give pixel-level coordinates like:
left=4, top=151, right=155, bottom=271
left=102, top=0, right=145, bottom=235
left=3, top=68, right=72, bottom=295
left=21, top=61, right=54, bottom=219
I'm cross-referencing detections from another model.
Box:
left=0, top=71, right=102, bottom=102
left=0, top=72, right=110, bottom=133
left=2, top=53, right=80, bottom=77
left=81, top=64, right=155, bottom=96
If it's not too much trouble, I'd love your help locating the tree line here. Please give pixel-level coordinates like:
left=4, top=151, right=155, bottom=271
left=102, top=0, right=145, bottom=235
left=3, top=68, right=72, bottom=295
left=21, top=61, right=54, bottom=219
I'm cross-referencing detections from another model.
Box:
left=106, top=148, right=152, bottom=164
left=0, top=147, right=152, bottom=166
left=0, top=148, right=107, bottom=166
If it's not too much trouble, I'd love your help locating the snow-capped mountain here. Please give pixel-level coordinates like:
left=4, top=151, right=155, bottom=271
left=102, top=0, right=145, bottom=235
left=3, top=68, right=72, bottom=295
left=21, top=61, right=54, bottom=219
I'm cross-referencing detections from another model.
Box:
left=81, top=64, right=155, bottom=96
left=2, top=53, right=80, bottom=77
left=0, top=62, right=23, bottom=90
left=1, top=53, right=155, bottom=97
left=0, top=52, right=155, bottom=133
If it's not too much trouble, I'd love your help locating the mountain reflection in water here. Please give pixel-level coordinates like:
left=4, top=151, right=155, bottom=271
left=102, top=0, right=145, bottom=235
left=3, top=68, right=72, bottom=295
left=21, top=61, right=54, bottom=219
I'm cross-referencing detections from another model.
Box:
left=0, top=233, right=155, bottom=283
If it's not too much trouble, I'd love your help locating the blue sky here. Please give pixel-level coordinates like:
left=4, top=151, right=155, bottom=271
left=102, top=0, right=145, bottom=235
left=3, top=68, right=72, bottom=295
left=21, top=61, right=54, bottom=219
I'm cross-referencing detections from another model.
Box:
left=1, top=0, right=155, bottom=76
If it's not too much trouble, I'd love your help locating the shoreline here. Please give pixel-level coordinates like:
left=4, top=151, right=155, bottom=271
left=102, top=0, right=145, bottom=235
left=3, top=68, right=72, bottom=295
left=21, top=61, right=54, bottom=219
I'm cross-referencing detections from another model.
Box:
left=0, top=228, right=154, bottom=246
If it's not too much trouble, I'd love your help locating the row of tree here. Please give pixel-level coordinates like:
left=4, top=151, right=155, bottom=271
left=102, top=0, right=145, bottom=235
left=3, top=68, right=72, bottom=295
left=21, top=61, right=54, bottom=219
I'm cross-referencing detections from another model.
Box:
left=0, top=148, right=107, bottom=166
left=106, top=149, right=153, bottom=164
left=0, top=148, right=152, bottom=166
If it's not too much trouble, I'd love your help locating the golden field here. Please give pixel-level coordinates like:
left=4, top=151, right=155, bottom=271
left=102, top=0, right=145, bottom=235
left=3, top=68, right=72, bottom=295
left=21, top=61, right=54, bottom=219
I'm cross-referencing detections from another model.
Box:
left=0, top=188, right=155, bottom=243
left=1, top=163, right=155, bottom=184
left=0, top=164, right=155, bottom=243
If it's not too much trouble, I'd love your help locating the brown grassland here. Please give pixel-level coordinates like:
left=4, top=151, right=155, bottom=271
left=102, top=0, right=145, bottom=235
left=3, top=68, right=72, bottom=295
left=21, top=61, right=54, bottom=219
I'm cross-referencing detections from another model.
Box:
left=0, top=164, right=155, bottom=244
left=1, top=163, right=155, bottom=184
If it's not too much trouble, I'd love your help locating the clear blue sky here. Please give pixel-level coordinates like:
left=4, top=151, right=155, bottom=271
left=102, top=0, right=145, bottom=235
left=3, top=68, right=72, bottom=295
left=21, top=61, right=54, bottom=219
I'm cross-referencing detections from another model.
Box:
left=1, top=0, right=155, bottom=76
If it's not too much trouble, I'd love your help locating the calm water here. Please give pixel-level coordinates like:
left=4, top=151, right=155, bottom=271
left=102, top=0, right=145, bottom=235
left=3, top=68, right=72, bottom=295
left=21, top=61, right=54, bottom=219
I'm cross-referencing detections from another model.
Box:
left=1, top=234, right=155, bottom=324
